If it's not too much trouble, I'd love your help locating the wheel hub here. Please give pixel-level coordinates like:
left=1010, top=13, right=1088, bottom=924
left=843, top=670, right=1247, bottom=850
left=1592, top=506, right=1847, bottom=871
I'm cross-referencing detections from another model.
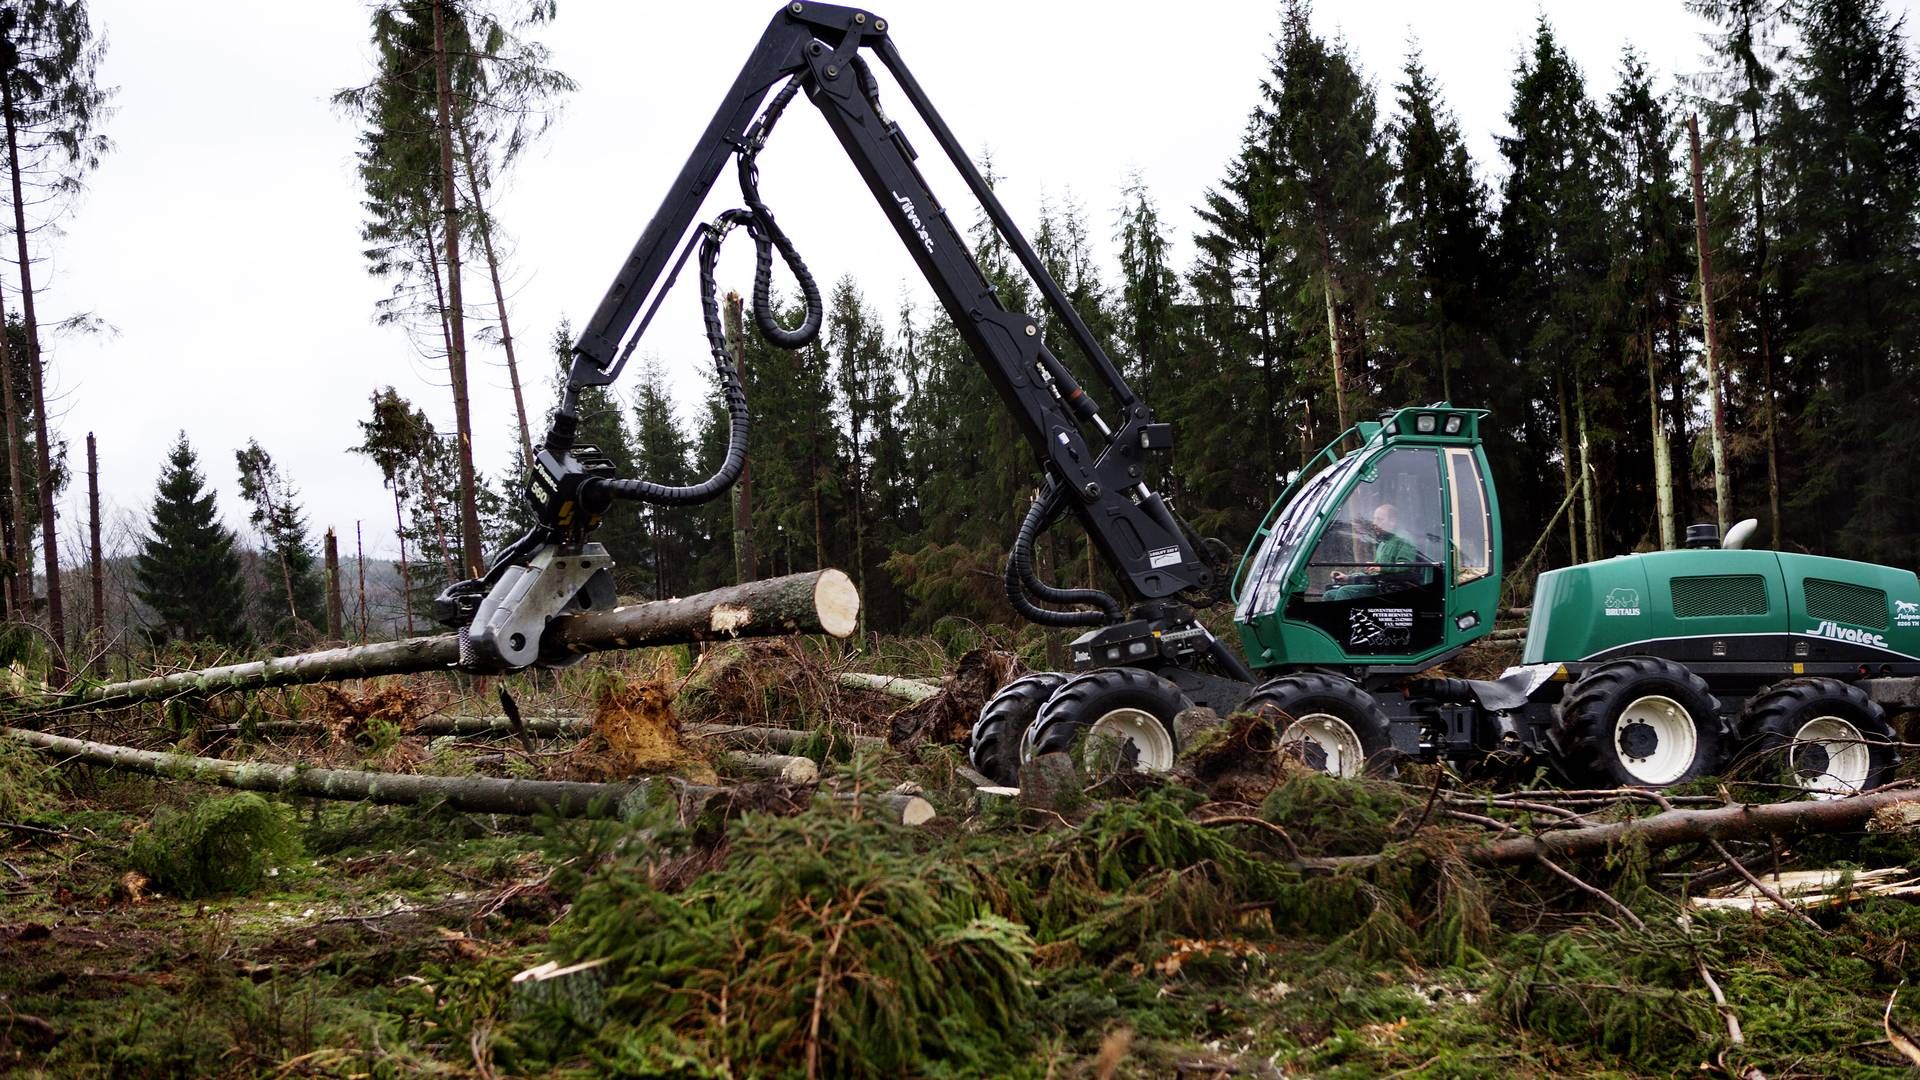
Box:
left=1613, top=694, right=1698, bottom=786
left=1277, top=712, right=1365, bottom=779
left=1087, top=707, right=1175, bottom=773
left=1792, top=741, right=1831, bottom=780
left=1618, top=721, right=1658, bottom=759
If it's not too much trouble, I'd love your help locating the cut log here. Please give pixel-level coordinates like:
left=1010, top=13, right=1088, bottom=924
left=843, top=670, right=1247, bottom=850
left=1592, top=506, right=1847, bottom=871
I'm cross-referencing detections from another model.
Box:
left=834, top=792, right=936, bottom=826
left=47, top=571, right=858, bottom=712
left=725, top=752, right=820, bottom=784
left=835, top=672, right=942, bottom=703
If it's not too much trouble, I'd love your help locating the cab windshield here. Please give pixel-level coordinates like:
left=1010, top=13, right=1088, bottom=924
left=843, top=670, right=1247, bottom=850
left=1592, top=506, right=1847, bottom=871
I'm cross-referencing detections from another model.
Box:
left=1235, top=451, right=1366, bottom=621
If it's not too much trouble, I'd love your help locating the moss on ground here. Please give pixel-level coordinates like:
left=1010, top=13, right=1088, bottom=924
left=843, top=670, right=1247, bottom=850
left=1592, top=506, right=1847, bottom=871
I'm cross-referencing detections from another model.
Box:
left=4, top=698, right=1920, bottom=1076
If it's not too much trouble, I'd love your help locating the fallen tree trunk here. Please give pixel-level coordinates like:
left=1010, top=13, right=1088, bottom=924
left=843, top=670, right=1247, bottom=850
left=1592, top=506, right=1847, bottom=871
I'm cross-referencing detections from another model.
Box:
left=198, top=716, right=594, bottom=740
left=835, top=672, right=942, bottom=703
left=12, top=726, right=667, bottom=817
left=1302, top=786, right=1920, bottom=872
left=6, top=726, right=933, bottom=825
left=687, top=722, right=885, bottom=754
left=47, top=571, right=859, bottom=712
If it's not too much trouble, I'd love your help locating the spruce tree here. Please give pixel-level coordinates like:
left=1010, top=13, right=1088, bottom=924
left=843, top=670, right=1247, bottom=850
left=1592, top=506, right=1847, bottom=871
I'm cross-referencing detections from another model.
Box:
left=629, top=357, right=692, bottom=599
left=134, top=435, right=248, bottom=648
left=1494, top=17, right=1613, bottom=565
left=1262, top=1, right=1392, bottom=432
left=1381, top=48, right=1493, bottom=406
left=235, top=439, right=325, bottom=643
left=1187, top=128, right=1289, bottom=525
left=1603, top=49, right=1694, bottom=552
left=1771, top=0, right=1920, bottom=559
left=0, top=0, right=113, bottom=670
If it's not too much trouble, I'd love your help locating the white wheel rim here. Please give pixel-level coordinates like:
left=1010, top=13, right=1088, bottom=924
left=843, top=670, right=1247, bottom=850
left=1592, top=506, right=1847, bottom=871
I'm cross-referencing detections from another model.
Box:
left=1087, top=708, right=1176, bottom=772
left=1278, top=712, right=1366, bottom=779
left=1613, top=694, right=1698, bottom=786
left=1789, top=715, right=1871, bottom=799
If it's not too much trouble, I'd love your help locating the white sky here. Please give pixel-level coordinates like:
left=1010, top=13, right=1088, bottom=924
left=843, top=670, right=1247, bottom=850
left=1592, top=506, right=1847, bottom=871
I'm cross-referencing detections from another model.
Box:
left=42, top=0, right=1913, bottom=564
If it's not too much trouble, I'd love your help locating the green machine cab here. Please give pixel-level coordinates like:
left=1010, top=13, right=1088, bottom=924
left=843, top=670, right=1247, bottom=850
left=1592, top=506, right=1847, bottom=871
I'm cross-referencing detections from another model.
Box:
left=1233, top=405, right=1501, bottom=672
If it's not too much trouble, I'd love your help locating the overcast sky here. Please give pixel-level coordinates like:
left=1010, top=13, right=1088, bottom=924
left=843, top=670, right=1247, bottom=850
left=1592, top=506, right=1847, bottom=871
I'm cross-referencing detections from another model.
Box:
left=42, top=0, right=1914, bottom=568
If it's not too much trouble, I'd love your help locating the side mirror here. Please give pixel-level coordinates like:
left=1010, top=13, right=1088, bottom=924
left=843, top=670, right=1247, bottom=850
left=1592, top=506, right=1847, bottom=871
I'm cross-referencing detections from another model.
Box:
left=1723, top=518, right=1760, bottom=550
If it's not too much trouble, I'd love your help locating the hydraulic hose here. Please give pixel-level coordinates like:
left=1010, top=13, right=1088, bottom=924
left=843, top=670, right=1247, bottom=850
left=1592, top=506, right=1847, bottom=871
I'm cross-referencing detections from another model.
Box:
left=588, top=209, right=756, bottom=507
left=1004, top=485, right=1122, bottom=626
left=738, top=80, right=822, bottom=349
left=587, top=77, right=824, bottom=508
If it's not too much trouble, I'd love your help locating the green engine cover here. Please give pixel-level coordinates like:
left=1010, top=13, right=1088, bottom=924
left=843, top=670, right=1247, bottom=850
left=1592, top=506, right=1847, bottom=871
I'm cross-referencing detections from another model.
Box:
left=1523, top=549, right=1920, bottom=668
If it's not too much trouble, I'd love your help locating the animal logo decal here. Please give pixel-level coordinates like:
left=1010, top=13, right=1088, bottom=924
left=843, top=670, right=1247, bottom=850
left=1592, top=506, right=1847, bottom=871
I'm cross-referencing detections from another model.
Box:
left=1603, top=587, right=1641, bottom=617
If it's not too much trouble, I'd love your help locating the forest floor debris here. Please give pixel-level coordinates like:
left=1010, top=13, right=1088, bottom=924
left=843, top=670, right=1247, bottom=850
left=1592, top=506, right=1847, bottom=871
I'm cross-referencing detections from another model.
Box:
left=3, top=638, right=1920, bottom=1076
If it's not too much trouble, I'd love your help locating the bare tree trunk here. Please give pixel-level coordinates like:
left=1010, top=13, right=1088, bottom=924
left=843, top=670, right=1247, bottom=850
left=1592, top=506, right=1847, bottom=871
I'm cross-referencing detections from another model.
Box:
left=1576, top=372, right=1599, bottom=560
left=1, top=78, right=62, bottom=678
left=53, top=570, right=858, bottom=708
left=1647, top=328, right=1675, bottom=550
left=1689, top=114, right=1731, bottom=536
left=0, top=297, right=25, bottom=618
left=432, top=0, right=483, bottom=578
left=1556, top=371, right=1578, bottom=563
left=1321, top=244, right=1348, bottom=432
left=415, top=468, right=459, bottom=588
left=455, top=121, right=533, bottom=468
left=323, top=528, right=344, bottom=640
left=356, top=522, right=368, bottom=640
left=724, top=293, right=755, bottom=583
left=86, top=433, right=102, bottom=656
left=391, top=490, right=413, bottom=637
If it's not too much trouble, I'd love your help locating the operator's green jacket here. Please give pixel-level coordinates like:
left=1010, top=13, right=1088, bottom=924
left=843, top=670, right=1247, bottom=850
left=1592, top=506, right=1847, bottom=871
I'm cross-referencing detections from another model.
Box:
left=1374, top=532, right=1417, bottom=569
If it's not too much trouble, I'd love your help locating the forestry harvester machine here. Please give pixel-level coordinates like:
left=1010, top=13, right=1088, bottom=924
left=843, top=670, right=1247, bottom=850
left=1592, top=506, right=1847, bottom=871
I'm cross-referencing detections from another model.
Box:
left=436, top=4, right=1920, bottom=796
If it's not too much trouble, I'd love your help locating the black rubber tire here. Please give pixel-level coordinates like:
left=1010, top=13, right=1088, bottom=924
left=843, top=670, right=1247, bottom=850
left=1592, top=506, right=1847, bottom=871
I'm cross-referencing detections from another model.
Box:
left=1241, top=672, right=1396, bottom=778
left=968, top=672, right=1067, bottom=786
left=1739, top=677, right=1900, bottom=796
left=1551, top=657, right=1730, bottom=788
left=1022, top=667, right=1189, bottom=770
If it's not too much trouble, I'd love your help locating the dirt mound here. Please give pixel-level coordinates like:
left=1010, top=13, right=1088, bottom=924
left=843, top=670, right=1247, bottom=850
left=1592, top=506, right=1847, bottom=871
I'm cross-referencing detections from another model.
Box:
left=679, top=641, right=899, bottom=740
left=888, top=647, right=1025, bottom=751
left=307, top=682, right=432, bottom=743
left=564, top=678, right=713, bottom=782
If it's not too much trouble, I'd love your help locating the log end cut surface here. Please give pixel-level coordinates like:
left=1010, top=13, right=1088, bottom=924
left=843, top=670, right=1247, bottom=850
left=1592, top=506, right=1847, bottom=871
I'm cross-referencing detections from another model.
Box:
left=814, top=569, right=859, bottom=639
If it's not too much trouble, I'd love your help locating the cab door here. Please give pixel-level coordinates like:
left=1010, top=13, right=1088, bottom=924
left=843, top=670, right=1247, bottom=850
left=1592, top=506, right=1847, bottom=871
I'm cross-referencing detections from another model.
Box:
left=1285, top=446, right=1449, bottom=658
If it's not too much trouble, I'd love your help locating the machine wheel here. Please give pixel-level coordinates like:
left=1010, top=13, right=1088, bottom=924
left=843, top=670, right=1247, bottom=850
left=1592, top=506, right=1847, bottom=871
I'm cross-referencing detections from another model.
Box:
left=1739, top=678, right=1900, bottom=798
left=1022, top=668, right=1189, bottom=772
left=1553, top=657, right=1729, bottom=788
left=969, top=672, right=1067, bottom=786
left=1241, top=673, right=1395, bottom=779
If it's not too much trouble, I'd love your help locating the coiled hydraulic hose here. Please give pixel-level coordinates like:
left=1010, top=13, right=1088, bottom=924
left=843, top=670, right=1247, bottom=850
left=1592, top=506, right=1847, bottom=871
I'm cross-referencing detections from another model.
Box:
left=589, top=78, right=823, bottom=507
left=739, top=80, right=822, bottom=349
left=1005, top=485, right=1122, bottom=626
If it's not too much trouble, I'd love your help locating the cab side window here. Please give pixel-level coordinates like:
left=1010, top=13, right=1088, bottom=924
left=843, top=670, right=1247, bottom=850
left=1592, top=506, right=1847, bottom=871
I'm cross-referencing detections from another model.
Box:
left=1446, top=448, right=1491, bottom=585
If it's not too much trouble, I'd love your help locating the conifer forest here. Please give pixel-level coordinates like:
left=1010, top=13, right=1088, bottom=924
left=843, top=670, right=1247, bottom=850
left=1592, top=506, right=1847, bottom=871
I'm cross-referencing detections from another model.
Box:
left=6, top=0, right=1920, bottom=1076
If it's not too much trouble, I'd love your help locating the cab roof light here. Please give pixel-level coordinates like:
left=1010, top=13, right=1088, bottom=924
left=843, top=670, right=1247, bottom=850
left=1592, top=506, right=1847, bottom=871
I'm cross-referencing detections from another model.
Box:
left=1415, top=413, right=1438, bottom=434
left=1443, top=414, right=1463, bottom=434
